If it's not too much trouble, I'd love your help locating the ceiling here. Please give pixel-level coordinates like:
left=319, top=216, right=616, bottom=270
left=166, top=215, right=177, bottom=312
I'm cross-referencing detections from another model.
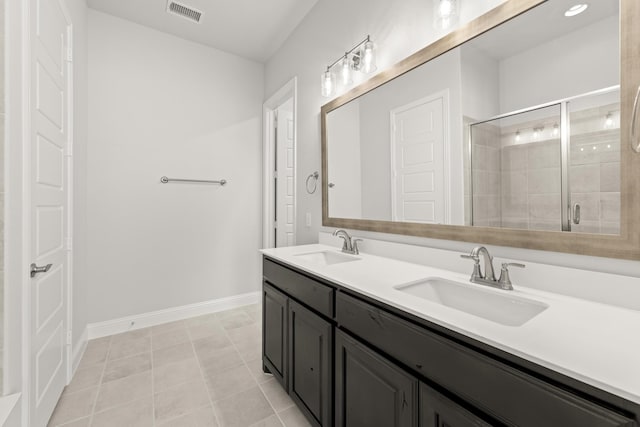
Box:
left=87, top=0, right=320, bottom=62
left=469, top=0, right=619, bottom=60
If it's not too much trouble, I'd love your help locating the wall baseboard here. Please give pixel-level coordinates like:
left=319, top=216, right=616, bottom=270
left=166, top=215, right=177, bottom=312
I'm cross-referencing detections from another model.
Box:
left=71, top=327, right=88, bottom=375
left=87, top=292, right=261, bottom=340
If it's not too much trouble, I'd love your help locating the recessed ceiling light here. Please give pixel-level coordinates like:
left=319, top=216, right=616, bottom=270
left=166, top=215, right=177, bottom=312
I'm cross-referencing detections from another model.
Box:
left=565, top=4, right=589, bottom=17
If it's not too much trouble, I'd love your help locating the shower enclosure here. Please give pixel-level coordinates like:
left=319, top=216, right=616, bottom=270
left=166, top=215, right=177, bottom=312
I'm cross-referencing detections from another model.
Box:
left=468, top=86, right=620, bottom=234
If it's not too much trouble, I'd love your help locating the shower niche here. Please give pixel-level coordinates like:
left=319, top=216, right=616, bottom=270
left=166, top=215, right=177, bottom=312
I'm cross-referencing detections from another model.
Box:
left=468, top=88, right=620, bottom=234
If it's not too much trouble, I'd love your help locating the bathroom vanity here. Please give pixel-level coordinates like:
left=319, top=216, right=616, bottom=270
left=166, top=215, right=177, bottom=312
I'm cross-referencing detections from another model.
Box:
left=260, top=245, right=640, bottom=427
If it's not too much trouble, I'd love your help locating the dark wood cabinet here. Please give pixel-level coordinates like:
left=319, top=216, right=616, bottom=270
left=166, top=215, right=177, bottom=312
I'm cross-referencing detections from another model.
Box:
left=263, top=282, right=288, bottom=388
left=420, top=384, right=490, bottom=427
left=288, top=300, right=333, bottom=427
left=335, top=330, right=418, bottom=427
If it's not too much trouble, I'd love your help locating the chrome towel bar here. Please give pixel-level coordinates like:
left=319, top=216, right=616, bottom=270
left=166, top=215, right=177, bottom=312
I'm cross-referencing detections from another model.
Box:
left=160, top=176, right=227, bottom=186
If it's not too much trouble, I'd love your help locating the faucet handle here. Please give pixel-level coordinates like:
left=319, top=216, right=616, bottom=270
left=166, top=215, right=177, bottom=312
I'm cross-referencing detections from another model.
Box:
left=460, top=254, right=479, bottom=262
left=352, top=238, right=363, bottom=255
left=498, top=262, right=525, bottom=290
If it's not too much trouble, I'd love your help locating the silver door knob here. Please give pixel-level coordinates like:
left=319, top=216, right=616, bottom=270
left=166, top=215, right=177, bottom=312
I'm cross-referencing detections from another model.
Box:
left=30, top=263, right=52, bottom=278
left=328, top=183, right=335, bottom=188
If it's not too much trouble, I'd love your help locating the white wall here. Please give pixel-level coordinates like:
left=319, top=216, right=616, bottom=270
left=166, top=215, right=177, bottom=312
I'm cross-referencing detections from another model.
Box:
left=266, top=0, right=640, bottom=277
left=460, top=44, right=500, bottom=121
left=499, top=16, right=619, bottom=113
left=87, top=11, right=264, bottom=323
left=327, top=99, right=362, bottom=218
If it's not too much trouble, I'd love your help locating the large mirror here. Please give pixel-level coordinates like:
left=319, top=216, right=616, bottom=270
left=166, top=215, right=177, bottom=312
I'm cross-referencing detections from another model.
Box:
left=322, top=0, right=640, bottom=259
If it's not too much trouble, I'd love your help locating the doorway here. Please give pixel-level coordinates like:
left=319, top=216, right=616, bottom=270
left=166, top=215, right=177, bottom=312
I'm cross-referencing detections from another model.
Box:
left=263, top=78, right=298, bottom=248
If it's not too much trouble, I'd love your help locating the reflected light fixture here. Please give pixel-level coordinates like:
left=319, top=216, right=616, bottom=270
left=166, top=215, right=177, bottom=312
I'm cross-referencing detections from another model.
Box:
left=564, top=4, right=589, bottom=17
left=434, top=0, right=459, bottom=29
left=515, top=130, right=521, bottom=142
left=553, top=123, right=559, bottom=137
left=321, top=35, right=376, bottom=98
left=605, top=112, right=614, bottom=128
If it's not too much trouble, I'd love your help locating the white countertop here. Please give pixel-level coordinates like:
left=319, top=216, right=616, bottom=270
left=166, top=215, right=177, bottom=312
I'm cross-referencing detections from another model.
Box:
left=261, top=244, right=640, bottom=405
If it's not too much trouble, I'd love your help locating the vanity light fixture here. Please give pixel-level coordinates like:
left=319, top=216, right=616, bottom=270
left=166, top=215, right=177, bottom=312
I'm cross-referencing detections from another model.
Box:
left=321, top=35, right=377, bottom=97
left=552, top=123, right=559, bottom=137
left=434, top=0, right=460, bottom=29
left=564, top=4, right=589, bottom=17
left=515, top=130, right=521, bottom=142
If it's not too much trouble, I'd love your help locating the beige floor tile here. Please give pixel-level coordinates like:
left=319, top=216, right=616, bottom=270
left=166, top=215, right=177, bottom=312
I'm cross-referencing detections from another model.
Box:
left=153, top=342, right=196, bottom=368
left=91, top=397, right=154, bottom=427
left=48, top=387, right=98, bottom=426
left=152, top=328, right=191, bottom=351
left=187, top=320, right=227, bottom=341
left=260, top=378, right=295, bottom=412
left=111, top=328, right=152, bottom=345
left=192, top=334, right=234, bottom=357
left=156, top=405, right=218, bottom=427
left=278, top=405, right=312, bottom=427
left=103, top=352, right=152, bottom=383
left=249, top=415, right=285, bottom=427
left=184, top=313, right=218, bottom=328
left=56, top=417, right=91, bottom=427
left=217, top=310, right=255, bottom=330
left=198, top=346, right=244, bottom=375
left=154, top=379, right=210, bottom=424
left=78, top=339, right=110, bottom=368
left=151, top=320, right=186, bottom=336
left=108, top=336, right=151, bottom=361
left=226, top=323, right=261, bottom=344
left=94, top=371, right=152, bottom=413
left=203, top=364, right=257, bottom=401
left=213, top=386, right=275, bottom=427
left=235, top=337, right=262, bottom=362
left=153, top=357, right=203, bottom=392
left=245, top=357, right=274, bottom=384
left=65, top=365, right=103, bottom=393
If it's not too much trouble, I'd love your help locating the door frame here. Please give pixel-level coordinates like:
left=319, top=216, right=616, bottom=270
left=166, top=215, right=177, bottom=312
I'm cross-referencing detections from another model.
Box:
left=5, top=0, right=75, bottom=423
left=262, top=78, right=298, bottom=248
left=389, top=90, right=451, bottom=224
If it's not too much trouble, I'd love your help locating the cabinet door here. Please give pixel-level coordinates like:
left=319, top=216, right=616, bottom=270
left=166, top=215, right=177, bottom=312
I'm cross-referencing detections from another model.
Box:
left=421, top=384, right=491, bottom=427
left=263, top=282, right=288, bottom=388
left=335, top=330, right=418, bottom=427
left=289, top=301, right=333, bottom=427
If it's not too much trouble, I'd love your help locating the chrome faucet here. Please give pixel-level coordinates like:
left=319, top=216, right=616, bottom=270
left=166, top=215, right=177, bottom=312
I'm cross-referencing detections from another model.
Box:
left=461, top=246, right=525, bottom=290
left=333, top=229, right=362, bottom=255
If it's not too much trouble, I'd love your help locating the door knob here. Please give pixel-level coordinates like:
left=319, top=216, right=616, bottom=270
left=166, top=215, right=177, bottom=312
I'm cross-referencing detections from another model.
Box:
left=30, top=263, right=53, bottom=278
left=328, top=182, right=335, bottom=188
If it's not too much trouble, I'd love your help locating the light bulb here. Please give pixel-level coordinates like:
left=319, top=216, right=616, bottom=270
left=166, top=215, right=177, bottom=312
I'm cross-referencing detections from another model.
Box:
left=362, top=41, right=377, bottom=74
left=434, top=0, right=458, bottom=29
left=340, top=55, right=353, bottom=86
left=439, top=0, right=453, bottom=17
left=321, top=69, right=336, bottom=98
left=515, top=131, right=521, bottom=142
left=533, top=128, right=539, bottom=140
left=605, top=113, right=613, bottom=128
left=553, top=124, right=559, bottom=137
left=565, top=4, right=588, bottom=17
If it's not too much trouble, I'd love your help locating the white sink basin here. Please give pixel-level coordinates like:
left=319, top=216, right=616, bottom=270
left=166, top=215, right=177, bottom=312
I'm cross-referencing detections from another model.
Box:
left=394, top=277, right=548, bottom=326
left=293, top=250, right=361, bottom=266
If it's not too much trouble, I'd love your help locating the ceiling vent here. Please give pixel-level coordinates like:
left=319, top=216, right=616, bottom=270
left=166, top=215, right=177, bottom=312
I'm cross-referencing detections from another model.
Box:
left=166, top=1, right=203, bottom=23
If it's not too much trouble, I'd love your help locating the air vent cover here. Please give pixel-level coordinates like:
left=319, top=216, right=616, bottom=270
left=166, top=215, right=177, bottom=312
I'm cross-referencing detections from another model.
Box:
left=166, top=1, right=203, bottom=23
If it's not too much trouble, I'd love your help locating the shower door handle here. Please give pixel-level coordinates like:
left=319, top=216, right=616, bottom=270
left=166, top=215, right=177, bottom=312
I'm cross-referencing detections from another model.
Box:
left=572, top=203, right=581, bottom=225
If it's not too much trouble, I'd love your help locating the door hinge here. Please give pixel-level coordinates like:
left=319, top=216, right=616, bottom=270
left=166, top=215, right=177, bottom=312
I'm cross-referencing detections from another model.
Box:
left=273, top=221, right=278, bottom=229
left=273, top=171, right=278, bottom=179
left=66, top=47, right=73, bottom=63
left=66, top=331, right=72, bottom=346
left=274, top=111, right=278, bottom=128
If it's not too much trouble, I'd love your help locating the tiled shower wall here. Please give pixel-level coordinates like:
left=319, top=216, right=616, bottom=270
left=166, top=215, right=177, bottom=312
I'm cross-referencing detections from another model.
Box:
left=469, top=122, right=502, bottom=227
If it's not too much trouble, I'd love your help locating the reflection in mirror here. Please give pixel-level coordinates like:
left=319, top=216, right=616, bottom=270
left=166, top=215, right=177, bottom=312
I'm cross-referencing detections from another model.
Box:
left=326, top=0, right=620, bottom=235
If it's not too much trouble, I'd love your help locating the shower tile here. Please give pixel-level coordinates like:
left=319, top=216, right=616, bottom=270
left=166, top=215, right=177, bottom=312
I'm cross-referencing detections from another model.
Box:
left=528, top=141, right=560, bottom=169
left=529, top=220, right=561, bottom=232
left=600, top=193, right=620, bottom=222
left=501, top=218, right=529, bottom=230
left=528, top=194, right=561, bottom=220
left=601, top=221, right=621, bottom=235
left=501, top=171, right=527, bottom=196
left=528, top=168, right=561, bottom=194
left=572, top=221, right=601, bottom=234
left=600, top=162, right=620, bottom=192
left=501, top=194, right=528, bottom=218
left=570, top=193, right=600, bottom=221
left=570, top=164, right=600, bottom=193
left=501, top=146, right=527, bottom=171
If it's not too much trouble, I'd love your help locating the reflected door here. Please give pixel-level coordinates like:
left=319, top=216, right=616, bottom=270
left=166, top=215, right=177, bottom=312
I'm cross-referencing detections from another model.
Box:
left=29, top=0, right=71, bottom=424
left=391, top=93, right=448, bottom=224
left=275, top=104, right=296, bottom=247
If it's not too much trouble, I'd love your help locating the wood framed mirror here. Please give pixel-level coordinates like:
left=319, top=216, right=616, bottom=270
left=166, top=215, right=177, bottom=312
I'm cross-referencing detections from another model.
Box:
left=321, top=0, right=640, bottom=260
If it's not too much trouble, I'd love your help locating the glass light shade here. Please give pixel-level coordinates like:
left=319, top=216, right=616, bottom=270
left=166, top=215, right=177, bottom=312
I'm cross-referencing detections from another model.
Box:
left=340, top=56, right=353, bottom=86
left=321, top=69, right=336, bottom=98
left=605, top=113, right=614, bottom=128
left=434, top=0, right=459, bottom=30
left=361, top=41, right=377, bottom=74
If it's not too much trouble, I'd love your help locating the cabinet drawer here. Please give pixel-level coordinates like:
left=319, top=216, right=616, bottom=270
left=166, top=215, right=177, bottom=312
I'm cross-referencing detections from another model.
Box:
left=263, top=258, right=334, bottom=318
left=336, top=291, right=634, bottom=427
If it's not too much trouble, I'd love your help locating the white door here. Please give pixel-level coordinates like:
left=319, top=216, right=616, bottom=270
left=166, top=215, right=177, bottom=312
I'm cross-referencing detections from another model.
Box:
left=275, top=102, right=295, bottom=247
left=391, top=93, right=448, bottom=224
left=29, top=0, right=71, bottom=424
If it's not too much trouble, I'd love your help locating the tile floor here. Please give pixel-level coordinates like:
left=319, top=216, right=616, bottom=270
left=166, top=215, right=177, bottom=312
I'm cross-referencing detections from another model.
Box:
left=48, top=304, right=311, bottom=427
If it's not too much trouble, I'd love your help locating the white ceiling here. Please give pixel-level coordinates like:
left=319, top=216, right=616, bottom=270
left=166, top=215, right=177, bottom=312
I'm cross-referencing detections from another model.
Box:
left=87, top=0, right=320, bottom=62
